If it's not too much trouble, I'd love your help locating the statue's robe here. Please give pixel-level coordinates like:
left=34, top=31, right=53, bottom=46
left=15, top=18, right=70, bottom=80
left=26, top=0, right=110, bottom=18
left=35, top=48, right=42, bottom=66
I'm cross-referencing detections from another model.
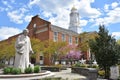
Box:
left=14, top=34, right=33, bottom=72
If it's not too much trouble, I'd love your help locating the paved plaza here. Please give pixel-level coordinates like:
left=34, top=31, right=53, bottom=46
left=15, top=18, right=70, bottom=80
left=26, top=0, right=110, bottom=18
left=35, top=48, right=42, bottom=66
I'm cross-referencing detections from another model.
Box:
left=1, top=67, right=105, bottom=80
left=53, top=68, right=87, bottom=80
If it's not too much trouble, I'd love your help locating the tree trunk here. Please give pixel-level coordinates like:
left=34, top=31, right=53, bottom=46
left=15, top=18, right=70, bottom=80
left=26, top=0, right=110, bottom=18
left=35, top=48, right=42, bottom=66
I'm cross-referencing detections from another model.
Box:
left=104, top=66, right=110, bottom=79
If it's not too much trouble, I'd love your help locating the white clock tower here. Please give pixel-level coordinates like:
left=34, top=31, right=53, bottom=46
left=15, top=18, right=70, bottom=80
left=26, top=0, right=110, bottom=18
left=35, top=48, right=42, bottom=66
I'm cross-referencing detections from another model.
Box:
left=69, top=6, right=81, bottom=33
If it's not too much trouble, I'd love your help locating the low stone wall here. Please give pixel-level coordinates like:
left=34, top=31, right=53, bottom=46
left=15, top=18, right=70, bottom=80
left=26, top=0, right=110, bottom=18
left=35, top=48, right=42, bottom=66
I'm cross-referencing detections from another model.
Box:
left=71, top=67, right=98, bottom=80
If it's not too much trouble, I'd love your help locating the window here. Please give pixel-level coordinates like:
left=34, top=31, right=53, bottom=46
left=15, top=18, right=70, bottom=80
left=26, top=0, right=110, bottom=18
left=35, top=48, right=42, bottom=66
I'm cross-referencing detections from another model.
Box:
left=62, top=34, right=66, bottom=41
left=53, top=32, right=58, bottom=42
left=40, top=56, right=43, bottom=60
left=33, top=23, right=36, bottom=28
left=75, top=37, right=78, bottom=44
left=69, top=36, right=72, bottom=44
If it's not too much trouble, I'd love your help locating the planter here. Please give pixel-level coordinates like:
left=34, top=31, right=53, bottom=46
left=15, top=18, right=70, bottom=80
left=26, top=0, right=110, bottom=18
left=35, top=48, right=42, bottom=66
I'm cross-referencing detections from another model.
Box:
left=0, top=71, right=55, bottom=79
left=71, top=67, right=98, bottom=80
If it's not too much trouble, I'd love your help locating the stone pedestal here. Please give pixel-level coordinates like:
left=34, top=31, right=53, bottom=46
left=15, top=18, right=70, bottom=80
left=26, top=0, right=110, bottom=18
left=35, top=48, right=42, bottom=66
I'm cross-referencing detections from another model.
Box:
left=110, top=66, right=119, bottom=79
left=87, top=68, right=98, bottom=80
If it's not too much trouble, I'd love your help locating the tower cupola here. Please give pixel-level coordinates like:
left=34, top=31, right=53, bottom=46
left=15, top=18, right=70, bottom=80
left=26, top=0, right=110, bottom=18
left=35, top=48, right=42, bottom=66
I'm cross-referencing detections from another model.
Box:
left=69, top=6, right=81, bottom=33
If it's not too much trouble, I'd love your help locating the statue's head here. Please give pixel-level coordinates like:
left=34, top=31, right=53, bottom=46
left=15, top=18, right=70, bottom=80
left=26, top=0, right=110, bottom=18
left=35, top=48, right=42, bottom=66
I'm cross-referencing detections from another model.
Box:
left=23, top=29, right=29, bottom=36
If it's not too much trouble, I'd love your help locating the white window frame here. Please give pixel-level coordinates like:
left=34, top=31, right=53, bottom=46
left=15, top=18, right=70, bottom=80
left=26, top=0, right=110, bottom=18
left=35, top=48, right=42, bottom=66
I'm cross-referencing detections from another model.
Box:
left=69, top=36, right=72, bottom=44
left=53, top=32, right=58, bottom=42
left=75, top=37, right=78, bottom=44
left=62, top=34, right=66, bottom=41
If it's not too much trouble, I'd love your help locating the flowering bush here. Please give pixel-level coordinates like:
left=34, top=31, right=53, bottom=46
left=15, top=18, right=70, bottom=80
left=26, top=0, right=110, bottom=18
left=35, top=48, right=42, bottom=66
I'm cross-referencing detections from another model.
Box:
left=59, top=44, right=83, bottom=60
left=66, top=50, right=82, bottom=60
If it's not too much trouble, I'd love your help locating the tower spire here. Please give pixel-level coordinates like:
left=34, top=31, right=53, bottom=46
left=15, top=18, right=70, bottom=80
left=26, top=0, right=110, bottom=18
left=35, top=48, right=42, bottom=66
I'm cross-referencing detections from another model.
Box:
left=69, top=6, right=81, bottom=33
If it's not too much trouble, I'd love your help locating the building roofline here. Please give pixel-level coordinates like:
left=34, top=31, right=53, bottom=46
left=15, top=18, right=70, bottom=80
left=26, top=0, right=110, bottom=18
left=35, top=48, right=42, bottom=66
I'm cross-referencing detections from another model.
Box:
left=51, top=25, right=79, bottom=36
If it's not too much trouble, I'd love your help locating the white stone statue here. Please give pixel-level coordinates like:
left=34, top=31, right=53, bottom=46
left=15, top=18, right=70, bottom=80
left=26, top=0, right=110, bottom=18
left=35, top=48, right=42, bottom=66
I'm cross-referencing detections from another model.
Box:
left=14, top=29, right=33, bottom=73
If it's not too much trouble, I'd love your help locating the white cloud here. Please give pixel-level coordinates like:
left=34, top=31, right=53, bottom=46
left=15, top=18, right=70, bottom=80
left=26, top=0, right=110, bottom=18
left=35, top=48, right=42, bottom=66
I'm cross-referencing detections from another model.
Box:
left=48, top=8, right=70, bottom=29
left=28, top=0, right=73, bottom=12
left=103, top=7, right=120, bottom=25
left=112, top=32, right=120, bottom=39
left=1, top=0, right=29, bottom=24
left=19, top=7, right=28, bottom=13
left=24, top=15, right=33, bottom=22
left=1, top=0, right=13, bottom=11
left=111, top=2, right=119, bottom=9
left=75, top=0, right=101, bottom=18
left=7, top=10, right=24, bottom=24
left=80, top=20, right=88, bottom=27
left=104, top=4, right=110, bottom=12
left=28, top=0, right=101, bottom=29
left=92, top=8, right=120, bottom=27
left=92, top=2, right=120, bottom=27
left=42, top=11, right=52, bottom=18
left=94, top=18, right=104, bottom=26
left=7, top=7, right=29, bottom=24
left=0, top=27, right=22, bottom=41
left=29, top=0, right=41, bottom=7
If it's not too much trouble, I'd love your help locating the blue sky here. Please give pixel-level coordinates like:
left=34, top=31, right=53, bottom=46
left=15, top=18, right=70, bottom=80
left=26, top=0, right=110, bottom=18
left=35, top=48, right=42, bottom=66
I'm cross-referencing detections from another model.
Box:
left=0, top=0, right=120, bottom=41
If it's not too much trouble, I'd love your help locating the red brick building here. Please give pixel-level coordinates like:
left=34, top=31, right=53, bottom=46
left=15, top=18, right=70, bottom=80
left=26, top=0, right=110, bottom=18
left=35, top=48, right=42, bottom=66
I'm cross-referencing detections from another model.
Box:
left=27, top=15, right=79, bottom=65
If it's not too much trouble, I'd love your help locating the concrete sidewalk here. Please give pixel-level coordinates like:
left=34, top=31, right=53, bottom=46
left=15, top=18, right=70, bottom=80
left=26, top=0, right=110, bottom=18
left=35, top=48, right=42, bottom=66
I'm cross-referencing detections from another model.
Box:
left=53, top=68, right=87, bottom=80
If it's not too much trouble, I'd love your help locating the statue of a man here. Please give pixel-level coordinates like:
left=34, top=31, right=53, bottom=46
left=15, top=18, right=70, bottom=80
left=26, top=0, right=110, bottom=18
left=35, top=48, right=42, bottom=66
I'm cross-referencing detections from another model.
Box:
left=14, top=29, right=33, bottom=72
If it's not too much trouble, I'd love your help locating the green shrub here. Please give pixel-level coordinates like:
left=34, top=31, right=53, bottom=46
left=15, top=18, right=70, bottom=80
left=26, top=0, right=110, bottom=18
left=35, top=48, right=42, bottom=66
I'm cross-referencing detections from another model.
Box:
left=74, top=62, right=87, bottom=68
left=92, top=65, right=99, bottom=68
left=74, top=62, right=81, bottom=67
left=25, top=67, right=33, bottom=74
left=11, top=68, right=21, bottom=74
left=80, top=64, right=87, bottom=68
left=3, top=67, right=11, bottom=74
left=34, top=65, right=40, bottom=73
left=87, top=65, right=91, bottom=68
left=3, top=67, right=21, bottom=74
left=40, top=77, right=61, bottom=80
